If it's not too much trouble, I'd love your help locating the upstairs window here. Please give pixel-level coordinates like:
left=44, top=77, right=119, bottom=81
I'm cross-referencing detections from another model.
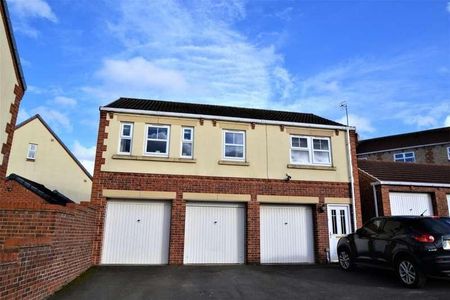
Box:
left=223, top=130, right=245, bottom=160
left=145, top=125, right=170, bottom=156
left=290, top=136, right=331, bottom=165
left=119, top=123, right=133, bottom=154
left=394, top=152, right=415, bottom=163
left=181, top=127, right=194, bottom=158
left=27, top=143, right=37, bottom=160
left=447, top=147, right=450, bottom=161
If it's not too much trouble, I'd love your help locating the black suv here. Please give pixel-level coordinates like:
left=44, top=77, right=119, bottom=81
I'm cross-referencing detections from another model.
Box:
left=337, top=216, right=450, bottom=288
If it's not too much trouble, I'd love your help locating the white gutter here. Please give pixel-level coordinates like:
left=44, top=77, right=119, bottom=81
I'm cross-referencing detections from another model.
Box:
left=373, top=181, right=450, bottom=188
left=101, top=107, right=353, bottom=131
left=357, top=141, right=450, bottom=156
left=372, top=184, right=379, bottom=217
left=345, top=128, right=358, bottom=231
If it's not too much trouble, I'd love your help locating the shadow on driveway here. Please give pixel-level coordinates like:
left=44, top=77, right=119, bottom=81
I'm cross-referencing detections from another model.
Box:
left=49, top=264, right=449, bottom=300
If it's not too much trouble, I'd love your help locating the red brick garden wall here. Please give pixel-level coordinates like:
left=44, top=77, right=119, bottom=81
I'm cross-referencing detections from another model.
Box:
left=0, top=183, right=97, bottom=300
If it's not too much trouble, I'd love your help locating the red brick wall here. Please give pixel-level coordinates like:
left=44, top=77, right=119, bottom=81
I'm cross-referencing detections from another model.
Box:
left=0, top=84, right=24, bottom=190
left=0, top=184, right=97, bottom=300
left=350, top=130, right=363, bottom=228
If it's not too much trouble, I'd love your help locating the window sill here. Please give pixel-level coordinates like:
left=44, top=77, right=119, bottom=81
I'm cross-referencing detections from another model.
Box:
left=218, top=160, right=250, bottom=166
left=287, top=164, right=336, bottom=171
left=112, top=154, right=196, bottom=163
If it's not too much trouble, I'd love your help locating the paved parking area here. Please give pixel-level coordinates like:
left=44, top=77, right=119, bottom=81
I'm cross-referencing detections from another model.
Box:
left=50, top=265, right=449, bottom=300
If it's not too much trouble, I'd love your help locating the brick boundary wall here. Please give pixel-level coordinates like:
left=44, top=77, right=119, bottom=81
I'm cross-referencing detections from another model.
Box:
left=91, top=111, right=363, bottom=265
left=0, top=84, right=24, bottom=189
left=0, top=182, right=97, bottom=300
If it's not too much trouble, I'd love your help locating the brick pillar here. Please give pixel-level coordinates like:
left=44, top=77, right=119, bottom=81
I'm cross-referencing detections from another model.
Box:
left=314, top=201, right=328, bottom=263
left=169, top=192, right=185, bottom=264
left=247, top=195, right=260, bottom=264
left=379, top=186, right=391, bottom=216
left=433, top=189, right=449, bottom=216
left=349, top=130, right=363, bottom=227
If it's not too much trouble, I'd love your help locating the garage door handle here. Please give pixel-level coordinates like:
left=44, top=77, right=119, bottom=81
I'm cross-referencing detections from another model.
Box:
left=284, top=222, right=288, bottom=225
left=214, top=221, right=217, bottom=224
left=137, top=219, right=141, bottom=222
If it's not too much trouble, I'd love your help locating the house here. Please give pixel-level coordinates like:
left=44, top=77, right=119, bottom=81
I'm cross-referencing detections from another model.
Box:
left=0, top=0, right=26, bottom=195
left=358, top=160, right=450, bottom=223
left=91, top=97, right=362, bottom=265
left=357, top=127, right=450, bottom=164
left=6, top=114, right=93, bottom=203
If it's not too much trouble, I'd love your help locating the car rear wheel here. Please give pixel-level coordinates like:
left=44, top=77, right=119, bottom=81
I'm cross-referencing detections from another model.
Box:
left=396, top=257, right=426, bottom=288
left=338, top=248, right=354, bottom=271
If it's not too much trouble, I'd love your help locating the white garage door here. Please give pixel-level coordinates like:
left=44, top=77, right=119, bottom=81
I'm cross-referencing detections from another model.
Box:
left=101, top=200, right=171, bottom=265
left=389, top=192, right=433, bottom=216
left=260, top=205, right=314, bottom=264
left=184, top=202, right=245, bottom=264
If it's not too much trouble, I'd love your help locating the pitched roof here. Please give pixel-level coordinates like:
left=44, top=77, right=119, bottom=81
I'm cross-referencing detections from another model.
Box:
left=15, top=114, right=92, bottom=179
left=7, top=173, right=74, bottom=205
left=358, top=160, right=450, bottom=185
left=357, top=127, right=450, bottom=154
left=0, top=0, right=26, bottom=90
left=103, top=98, right=344, bottom=127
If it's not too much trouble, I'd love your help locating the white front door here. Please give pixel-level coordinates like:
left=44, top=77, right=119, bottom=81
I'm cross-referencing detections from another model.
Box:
left=327, top=205, right=351, bottom=262
left=184, top=202, right=245, bottom=264
left=389, top=192, right=433, bottom=216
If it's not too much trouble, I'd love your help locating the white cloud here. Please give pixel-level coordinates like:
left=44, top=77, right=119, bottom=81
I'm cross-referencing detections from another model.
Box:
left=96, top=57, right=187, bottom=91
left=17, top=107, right=30, bottom=123
left=72, top=140, right=96, bottom=175
left=447, top=2, right=450, bottom=13
left=85, top=0, right=291, bottom=107
left=9, top=0, right=57, bottom=22
left=31, top=106, right=72, bottom=132
left=8, top=0, right=57, bottom=37
left=444, top=115, right=450, bottom=127
left=53, top=96, right=77, bottom=107
left=336, top=113, right=375, bottom=134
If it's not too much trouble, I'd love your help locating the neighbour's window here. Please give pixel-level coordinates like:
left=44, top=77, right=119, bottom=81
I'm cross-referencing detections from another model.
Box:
left=223, top=130, right=245, bottom=160
left=118, top=123, right=133, bottom=154
left=181, top=127, right=194, bottom=158
left=447, top=147, right=450, bottom=161
left=27, top=143, right=38, bottom=160
left=290, top=136, right=331, bottom=165
left=393, top=152, right=415, bottom=163
left=145, top=125, right=170, bottom=156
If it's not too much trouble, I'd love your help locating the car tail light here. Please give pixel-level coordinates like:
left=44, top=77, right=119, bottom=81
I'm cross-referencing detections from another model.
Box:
left=413, top=234, right=435, bottom=243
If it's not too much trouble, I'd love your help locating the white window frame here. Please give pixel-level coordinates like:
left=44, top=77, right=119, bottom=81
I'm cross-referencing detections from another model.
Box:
left=290, top=136, right=332, bottom=166
left=180, top=127, right=194, bottom=158
left=27, top=143, right=38, bottom=160
left=393, top=151, right=415, bottom=162
left=144, top=124, right=170, bottom=157
left=118, top=122, right=133, bottom=155
left=447, top=147, right=450, bottom=161
left=222, top=130, right=246, bottom=161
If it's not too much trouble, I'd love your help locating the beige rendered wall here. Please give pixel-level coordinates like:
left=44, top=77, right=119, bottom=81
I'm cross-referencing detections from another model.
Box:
left=7, top=118, right=92, bottom=202
left=0, top=16, right=19, bottom=167
left=102, top=113, right=352, bottom=183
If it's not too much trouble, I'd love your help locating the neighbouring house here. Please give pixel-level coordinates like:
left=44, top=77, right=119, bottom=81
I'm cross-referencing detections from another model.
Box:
left=0, top=0, right=26, bottom=195
left=91, top=97, right=362, bottom=265
left=6, top=114, right=93, bottom=203
left=357, top=127, right=450, bottom=165
left=358, top=160, right=450, bottom=223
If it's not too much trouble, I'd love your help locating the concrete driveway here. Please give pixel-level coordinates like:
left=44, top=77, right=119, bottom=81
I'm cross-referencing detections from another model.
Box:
left=50, top=265, right=449, bottom=300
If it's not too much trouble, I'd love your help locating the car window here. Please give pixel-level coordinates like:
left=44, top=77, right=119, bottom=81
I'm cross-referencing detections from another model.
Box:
left=413, top=218, right=450, bottom=235
left=381, top=220, right=405, bottom=236
left=363, top=219, right=383, bottom=235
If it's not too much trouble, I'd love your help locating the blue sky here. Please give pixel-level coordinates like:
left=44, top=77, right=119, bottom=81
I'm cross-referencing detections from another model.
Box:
left=7, top=0, right=450, bottom=173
